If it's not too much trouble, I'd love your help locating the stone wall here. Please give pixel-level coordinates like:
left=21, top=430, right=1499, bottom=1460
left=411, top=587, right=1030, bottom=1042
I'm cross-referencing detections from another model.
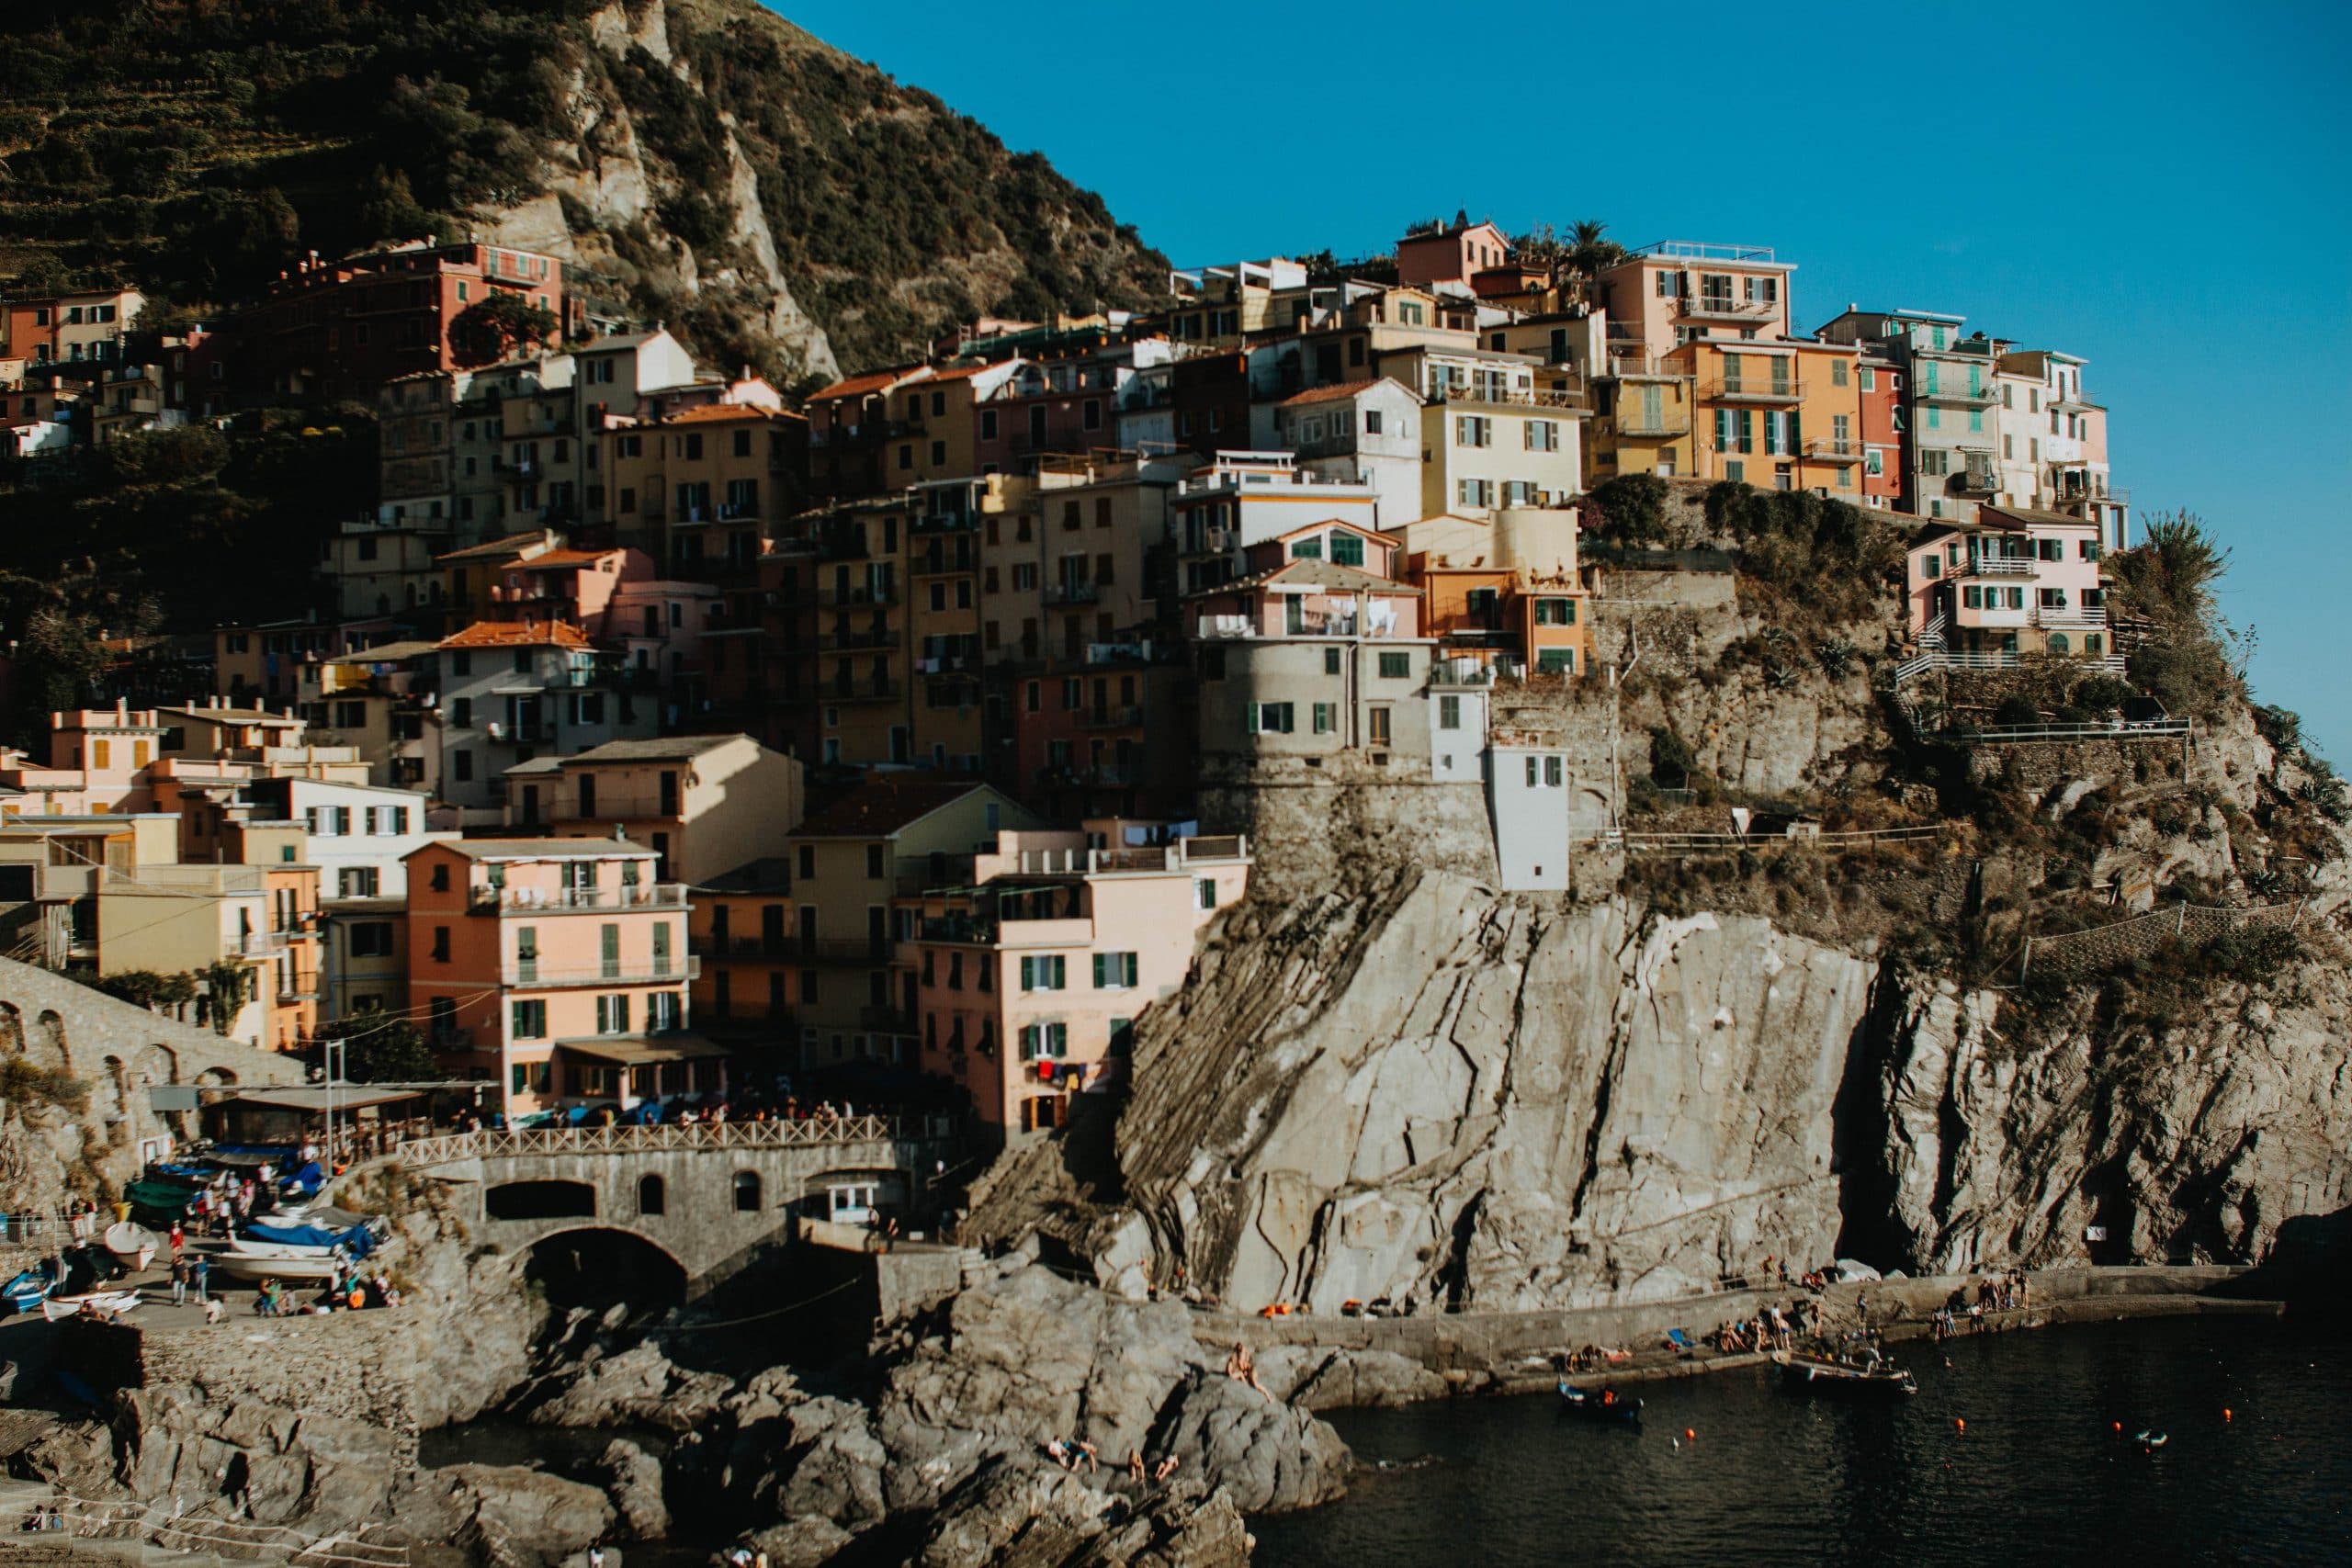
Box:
left=0, top=958, right=300, bottom=1214
left=1198, top=753, right=1497, bottom=896
left=57, top=1308, right=424, bottom=1466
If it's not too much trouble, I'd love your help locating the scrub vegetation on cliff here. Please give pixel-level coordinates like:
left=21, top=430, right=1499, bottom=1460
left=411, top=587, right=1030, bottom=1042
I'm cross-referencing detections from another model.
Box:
left=0, top=0, right=1168, bottom=379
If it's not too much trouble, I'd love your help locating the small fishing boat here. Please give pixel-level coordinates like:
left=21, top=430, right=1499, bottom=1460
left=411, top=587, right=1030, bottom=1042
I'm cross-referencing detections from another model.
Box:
left=2135, top=1429, right=2168, bottom=1450
left=1557, top=1382, right=1644, bottom=1424
left=209, top=1246, right=345, bottom=1282
left=1772, top=1348, right=1917, bottom=1397
left=1, top=1268, right=54, bottom=1314
left=103, top=1221, right=159, bottom=1273
left=41, top=1290, right=141, bottom=1323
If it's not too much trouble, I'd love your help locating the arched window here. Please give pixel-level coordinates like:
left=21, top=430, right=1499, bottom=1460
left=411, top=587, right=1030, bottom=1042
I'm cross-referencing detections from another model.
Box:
left=2047, top=632, right=2071, bottom=655
left=638, top=1174, right=666, bottom=1217
left=732, top=1170, right=762, bottom=1213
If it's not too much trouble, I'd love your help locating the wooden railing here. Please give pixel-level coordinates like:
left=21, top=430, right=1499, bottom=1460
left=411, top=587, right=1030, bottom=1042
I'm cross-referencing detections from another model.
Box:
left=397, top=1114, right=915, bottom=1168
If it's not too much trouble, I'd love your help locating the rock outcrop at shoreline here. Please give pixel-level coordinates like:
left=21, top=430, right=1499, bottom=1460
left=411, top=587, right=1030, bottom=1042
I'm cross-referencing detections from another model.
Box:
left=705, top=1256, right=1345, bottom=1562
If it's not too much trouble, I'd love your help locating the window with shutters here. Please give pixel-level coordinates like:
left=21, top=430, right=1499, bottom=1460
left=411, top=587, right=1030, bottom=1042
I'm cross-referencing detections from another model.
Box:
left=1439, top=694, right=1462, bottom=730
left=1455, top=415, right=1491, bottom=448
left=512, top=1000, right=547, bottom=1039
left=1378, top=651, right=1409, bottom=679
left=1020, top=955, right=1068, bottom=992
left=1312, top=703, right=1335, bottom=734
left=1524, top=419, right=1558, bottom=453
left=1092, top=952, right=1139, bottom=990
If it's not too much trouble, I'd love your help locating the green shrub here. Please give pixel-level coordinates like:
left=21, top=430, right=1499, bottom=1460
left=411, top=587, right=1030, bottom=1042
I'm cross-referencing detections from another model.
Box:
left=2073, top=674, right=2136, bottom=713
left=1648, top=726, right=1697, bottom=787
left=0, top=1057, right=89, bottom=1113
left=1993, top=695, right=2042, bottom=728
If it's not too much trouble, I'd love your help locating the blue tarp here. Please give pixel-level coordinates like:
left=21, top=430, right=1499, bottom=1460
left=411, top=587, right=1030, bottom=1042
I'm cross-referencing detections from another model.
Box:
left=277, top=1161, right=324, bottom=1197
left=244, top=1221, right=376, bottom=1259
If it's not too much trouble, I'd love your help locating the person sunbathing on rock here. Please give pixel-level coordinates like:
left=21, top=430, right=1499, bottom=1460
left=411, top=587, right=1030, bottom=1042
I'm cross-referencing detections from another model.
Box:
left=1225, top=1341, right=1272, bottom=1401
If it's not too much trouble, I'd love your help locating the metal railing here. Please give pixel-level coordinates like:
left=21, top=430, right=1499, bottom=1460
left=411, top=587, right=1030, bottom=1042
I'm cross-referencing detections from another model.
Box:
left=818, top=582, right=899, bottom=607
left=1600, top=825, right=1944, bottom=853
left=1912, top=379, right=1996, bottom=404
left=823, top=678, right=902, bottom=704
left=1615, top=412, right=1691, bottom=437
left=398, top=1114, right=912, bottom=1168
left=1801, top=438, right=1866, bottom=460
left=1081, top=705, right=1144, bottom=729
left=1962, top=556, right=2037, bottom=576
left=1887, top=648, right=2128, bottom=685
left=1948, top=718, right=2188, bottom=744
left=1435, top=383, right=1584, bottom=411
left=1044, top=581, right=1101, bottom=605
left=504, top=956, right=699, bottom=987
left=1680, top=296, right=1779, bottom=321
left=1704, top=377, right=1804, bottom=402
left=469, top=883, right=688, bottom=913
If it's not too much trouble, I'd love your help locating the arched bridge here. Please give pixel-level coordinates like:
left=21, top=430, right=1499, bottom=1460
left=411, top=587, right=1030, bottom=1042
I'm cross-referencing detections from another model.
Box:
left=396, top=1116, right=957, bottom=1295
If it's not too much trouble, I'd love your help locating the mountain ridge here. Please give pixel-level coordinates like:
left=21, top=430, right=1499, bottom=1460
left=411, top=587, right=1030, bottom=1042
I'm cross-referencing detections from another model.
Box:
left=0, top=0, right=1170, bottom=383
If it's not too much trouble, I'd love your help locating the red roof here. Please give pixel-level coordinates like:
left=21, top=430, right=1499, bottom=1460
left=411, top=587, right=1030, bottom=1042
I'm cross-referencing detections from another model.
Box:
left=664, top=401, right=775, bottom=424
left=437, top=620, right=594, bottom=650
left=792, top=780, right=991, bottom=840
left=1277, top=378, right=1385, bottom=409
left=808, top=367, right=922, bottom=401
left=514, top=549, right=614, bottom=570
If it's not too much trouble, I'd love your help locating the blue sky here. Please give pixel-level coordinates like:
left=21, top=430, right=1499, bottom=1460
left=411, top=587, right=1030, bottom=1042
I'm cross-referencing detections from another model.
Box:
left=775, top=0, right=2352, bottom=758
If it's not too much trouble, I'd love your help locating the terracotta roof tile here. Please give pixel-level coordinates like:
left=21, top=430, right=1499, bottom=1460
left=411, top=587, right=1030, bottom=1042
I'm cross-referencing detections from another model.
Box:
left=808, top=367, right=922, bottom=401
left=435, top=529, right=556, bottom=563
left=1276, top=378, right=1385, bottom=408
left=436, top=620, right=594, bottom=650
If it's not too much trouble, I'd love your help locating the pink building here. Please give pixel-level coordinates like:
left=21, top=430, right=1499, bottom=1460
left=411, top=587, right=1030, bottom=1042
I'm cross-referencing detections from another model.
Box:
left=1396, top=216, right=1510, bottom=289
left=1903, top=505, right=2110, bottom=660
left=906, top=824, right=1250, bottom=1141
left=483, top=547, right=655, bottom=639
left=404, top=838, right=711, bottom=1116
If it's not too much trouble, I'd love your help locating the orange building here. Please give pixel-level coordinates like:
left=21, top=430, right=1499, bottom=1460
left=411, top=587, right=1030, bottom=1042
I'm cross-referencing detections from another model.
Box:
left=404, top=839, right=710, bottom=1115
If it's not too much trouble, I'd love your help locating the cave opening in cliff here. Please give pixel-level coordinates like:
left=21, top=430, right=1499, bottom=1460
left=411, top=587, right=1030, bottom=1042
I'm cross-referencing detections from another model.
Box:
left=525, top=1228, right=687, bottom=1312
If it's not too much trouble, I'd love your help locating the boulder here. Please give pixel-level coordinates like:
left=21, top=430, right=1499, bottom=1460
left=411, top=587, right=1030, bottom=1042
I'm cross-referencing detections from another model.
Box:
left=1257, top=1347, right=1445, bottom=1411
left=397, top=1463, right=615, bottom=1568
left=768, top=1397, right=887, bottom=1529
left=1149, top=1371, right=1351, bottom=1514
left=741, top=1514, right=855, bottom=1568
left=529, top=1340, right=732, bottom=1431
left=599, top=1438, right=669, bottom=1540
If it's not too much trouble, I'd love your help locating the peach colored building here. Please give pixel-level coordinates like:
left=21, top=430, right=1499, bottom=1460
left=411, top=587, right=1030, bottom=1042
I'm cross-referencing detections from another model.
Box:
left=1396, top=216, right=1510, bottom=289
left=907, top=825, right=1250, bottom=1141
left=403, top=838, right=707, bottom=1115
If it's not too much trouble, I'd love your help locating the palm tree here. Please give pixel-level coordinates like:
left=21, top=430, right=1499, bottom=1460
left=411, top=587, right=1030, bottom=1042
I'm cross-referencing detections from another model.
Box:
left=1565, top=220, right=1626, bottom=281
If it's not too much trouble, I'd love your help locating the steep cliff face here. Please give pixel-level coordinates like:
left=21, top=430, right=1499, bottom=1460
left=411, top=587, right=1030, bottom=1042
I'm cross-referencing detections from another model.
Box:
left=1082, top=869, right=2351, bottom=1314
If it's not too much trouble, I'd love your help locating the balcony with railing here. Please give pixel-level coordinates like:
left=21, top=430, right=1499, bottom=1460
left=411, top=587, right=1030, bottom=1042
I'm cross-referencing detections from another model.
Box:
left=690, top=934, right=793, bottom=960
left=468, top=882, right=689, bottom=914
left=1800, top=438, right=1867, bottom=463
left=1912, top=378, right=1996, bottom=406
left=1615, top=411, right=1691, bottom=439
left=1703, top=376, right=1804, bottom=405
left=1608, top=355, right=1689, bottom=380
left=1080, top=704, right=1145, bottom=730
left=1434, top=382, right=1585, bottom=411
left=1680, top=295, right=1780, bottom=324
left=1962, top=556, right=2038, bottom=577
left=1044, top=581, right=1101, bottom=606
left=1951, top=468, right=2000, bottom=497
left=823, top=677, right=902, bottom=705
left=505, top=955, right=701, bottom=988
left=818, top=581, right=899, bottom=607
left=802, top=937, right=897, bottom=964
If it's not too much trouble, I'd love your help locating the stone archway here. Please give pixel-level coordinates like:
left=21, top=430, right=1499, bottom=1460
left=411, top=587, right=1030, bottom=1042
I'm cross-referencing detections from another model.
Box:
left=32, top=1010, right=68, bottom=1070
left=522, top=1226, right=687, bottom=1310
left=0, top=1003, right=20, bottom=1054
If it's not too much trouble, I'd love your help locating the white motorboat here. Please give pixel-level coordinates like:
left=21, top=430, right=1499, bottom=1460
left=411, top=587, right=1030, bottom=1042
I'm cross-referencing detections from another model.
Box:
left=209, top=1247, right=345, bottom=1282
left=228, top=1234, right=337, bottom=1258
left=103, top=1221, right=158, bottom=1272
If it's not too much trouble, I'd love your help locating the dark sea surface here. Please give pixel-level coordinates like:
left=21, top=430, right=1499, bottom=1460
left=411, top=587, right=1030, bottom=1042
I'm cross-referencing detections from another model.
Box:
left=1250, top=1316, right=2351, bottom=1566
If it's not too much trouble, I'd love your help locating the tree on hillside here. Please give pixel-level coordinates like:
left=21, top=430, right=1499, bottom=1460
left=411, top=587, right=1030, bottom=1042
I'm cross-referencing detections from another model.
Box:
left=1565, top=219, right=1626, bottom=279
left=2109, top=510, right=2230, bottom=623
left=447, top=291, right=560, bottom=367
left=315, top=1016, right=441, bottom=1084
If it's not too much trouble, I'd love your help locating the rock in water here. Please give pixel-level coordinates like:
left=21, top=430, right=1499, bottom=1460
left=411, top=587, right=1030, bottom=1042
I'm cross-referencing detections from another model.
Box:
left=600, top=1437, right=669, bottom=1540
left=530, top=1339, right=734, bottom=1430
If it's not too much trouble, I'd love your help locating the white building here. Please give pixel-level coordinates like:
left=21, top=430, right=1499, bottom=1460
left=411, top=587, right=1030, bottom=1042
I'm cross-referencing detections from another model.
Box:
left=1486, top=743, right=1573, bottom=892
left=1269, top=378, right=1425, bottom=526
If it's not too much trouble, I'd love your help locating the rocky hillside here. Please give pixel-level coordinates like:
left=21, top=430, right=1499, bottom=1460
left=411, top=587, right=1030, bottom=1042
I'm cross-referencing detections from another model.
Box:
left=0, top=0, right=1168, bottom=382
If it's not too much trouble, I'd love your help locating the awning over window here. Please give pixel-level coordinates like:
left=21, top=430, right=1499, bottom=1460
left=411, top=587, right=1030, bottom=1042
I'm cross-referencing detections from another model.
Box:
left=555, top=1035, right=729, bottom=1068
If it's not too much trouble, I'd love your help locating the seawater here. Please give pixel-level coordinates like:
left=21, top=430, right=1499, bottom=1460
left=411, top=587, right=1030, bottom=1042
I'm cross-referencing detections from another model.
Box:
left=1250, top=1316, right=2351, bottom=1566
